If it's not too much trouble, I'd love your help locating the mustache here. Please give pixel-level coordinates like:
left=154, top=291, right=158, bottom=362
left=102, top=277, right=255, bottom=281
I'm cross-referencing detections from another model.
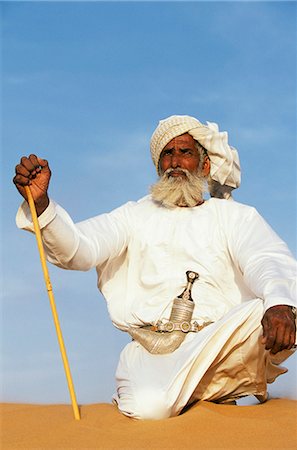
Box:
left=164, top=168, right=191, bottom=177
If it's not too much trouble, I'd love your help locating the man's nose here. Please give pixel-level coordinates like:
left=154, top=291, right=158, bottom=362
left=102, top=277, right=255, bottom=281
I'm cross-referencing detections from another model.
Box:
left=171, top=154, right=180, bottom=168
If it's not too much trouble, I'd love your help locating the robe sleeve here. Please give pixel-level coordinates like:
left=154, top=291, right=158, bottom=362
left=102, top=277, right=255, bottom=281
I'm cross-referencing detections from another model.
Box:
left=16, top=199, right=134, bottom=271
left=227, top=204, right=296, bottom=312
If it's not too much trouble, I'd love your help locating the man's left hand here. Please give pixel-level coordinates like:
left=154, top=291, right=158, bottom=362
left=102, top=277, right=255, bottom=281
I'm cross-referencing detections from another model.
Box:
left=261, top=305, right=296, bottom=354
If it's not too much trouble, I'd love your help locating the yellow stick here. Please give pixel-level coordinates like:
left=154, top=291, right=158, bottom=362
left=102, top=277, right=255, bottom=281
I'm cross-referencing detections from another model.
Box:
left=24, top=185, right=81, bottom=421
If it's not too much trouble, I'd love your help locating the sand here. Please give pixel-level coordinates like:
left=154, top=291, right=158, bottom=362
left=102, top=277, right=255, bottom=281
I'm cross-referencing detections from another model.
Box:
left=1, top=399, right=297, bottom=449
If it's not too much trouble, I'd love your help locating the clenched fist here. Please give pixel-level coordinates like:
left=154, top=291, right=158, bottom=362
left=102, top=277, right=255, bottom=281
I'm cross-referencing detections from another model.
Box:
left=13, top=154, right=51, bottom=216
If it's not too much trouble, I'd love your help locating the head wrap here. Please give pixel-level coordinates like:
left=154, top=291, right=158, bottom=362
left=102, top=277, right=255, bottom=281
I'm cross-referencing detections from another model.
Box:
left=150, top=115, right=241, bottom=190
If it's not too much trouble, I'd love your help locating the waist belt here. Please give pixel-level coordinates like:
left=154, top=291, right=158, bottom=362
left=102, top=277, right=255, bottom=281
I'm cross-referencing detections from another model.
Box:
left=152, top=319, right=212, bottom=333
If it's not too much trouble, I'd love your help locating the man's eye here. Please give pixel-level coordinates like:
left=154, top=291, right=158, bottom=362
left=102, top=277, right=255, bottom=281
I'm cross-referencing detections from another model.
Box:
left=163, top=150, right=172, bottom=156
left=181, top=149, right=192, bottom=155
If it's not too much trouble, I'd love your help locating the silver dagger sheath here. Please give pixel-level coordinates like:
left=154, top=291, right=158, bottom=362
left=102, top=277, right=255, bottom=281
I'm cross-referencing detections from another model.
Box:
left=128, top=271, right=212, bottom=354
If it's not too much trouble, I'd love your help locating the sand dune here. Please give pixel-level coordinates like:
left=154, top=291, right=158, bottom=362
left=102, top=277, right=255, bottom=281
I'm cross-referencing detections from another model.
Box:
left=1, top=399, right=297, bottom=449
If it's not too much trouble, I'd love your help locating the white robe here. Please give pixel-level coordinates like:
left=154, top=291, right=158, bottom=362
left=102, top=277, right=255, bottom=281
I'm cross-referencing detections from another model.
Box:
left=16, top=196, right=297, bottom=418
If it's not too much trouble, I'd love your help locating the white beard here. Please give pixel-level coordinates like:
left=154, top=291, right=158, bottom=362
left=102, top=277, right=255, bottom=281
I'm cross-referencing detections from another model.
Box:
left=150, top=168, right=207, bottom=208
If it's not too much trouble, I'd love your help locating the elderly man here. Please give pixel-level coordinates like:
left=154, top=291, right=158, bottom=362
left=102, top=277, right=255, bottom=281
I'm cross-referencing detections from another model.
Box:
left=14, top=115, right=296, bottom=419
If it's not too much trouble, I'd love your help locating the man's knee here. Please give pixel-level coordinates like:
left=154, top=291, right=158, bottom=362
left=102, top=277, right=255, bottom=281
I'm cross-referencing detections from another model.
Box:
left=117, top=387, right=172, bottom=420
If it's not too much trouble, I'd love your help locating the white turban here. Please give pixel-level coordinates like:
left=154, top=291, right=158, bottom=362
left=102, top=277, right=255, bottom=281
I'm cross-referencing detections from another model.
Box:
left=150, top=115, right=241, bottom=189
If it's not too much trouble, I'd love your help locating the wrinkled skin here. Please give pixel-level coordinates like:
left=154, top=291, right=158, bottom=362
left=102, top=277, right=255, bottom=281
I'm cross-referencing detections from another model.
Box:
left=13, top=154, right=51, bottom=216
left=13, top=153, right=296, bottom=354
left=159, top=133, right=210, bottom=177
left=261, top=305, right=296, bottom=354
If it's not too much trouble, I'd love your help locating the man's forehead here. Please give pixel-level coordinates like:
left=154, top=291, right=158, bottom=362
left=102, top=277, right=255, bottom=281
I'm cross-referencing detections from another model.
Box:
left=163, top=133, right=196, bottom=148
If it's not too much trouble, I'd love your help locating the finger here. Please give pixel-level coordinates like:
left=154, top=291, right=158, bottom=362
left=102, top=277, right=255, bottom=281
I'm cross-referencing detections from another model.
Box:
left=20, top=156, right=36, bottom=173
left=270, top=327, right=284, bottom=354
left=15, top=164, right=31, bottom=177
left=287, top=328, right=296, bottom=350
left=261, top=333, right=268, bottom=345
left=280, top=327, right=291, bottom=351
left=37, top=157, right=49, bottom=169
left=13, top=174, right=31, bottom=187
left=283, top=324, right=296, bottom=351
left=279, top=317, right=296, bottom=350
left=290, top=325, right=296, bottom=348
left=263, top=327, right=277, bottom=351
left=29, top=154, right=42, bottom=172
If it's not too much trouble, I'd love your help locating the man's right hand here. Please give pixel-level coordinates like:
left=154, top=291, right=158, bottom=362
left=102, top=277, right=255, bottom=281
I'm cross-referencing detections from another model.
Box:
left=13, top=154, right=51, bottom=217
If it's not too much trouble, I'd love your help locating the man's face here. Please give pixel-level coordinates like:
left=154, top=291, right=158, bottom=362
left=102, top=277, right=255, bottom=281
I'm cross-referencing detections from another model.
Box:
left=159, top=133, right=200, bottom=177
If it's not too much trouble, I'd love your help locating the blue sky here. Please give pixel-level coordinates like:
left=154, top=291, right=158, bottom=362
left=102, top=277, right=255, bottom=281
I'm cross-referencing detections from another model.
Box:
left=1, top=1, right=296, bottom=405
